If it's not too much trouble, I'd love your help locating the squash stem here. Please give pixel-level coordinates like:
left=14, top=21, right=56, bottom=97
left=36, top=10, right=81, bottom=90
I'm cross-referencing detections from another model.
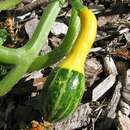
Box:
left=0, top=0, right=22, bottom=10
left=71, top=0, right=85, bottom=11
left=28, top=8, right=80, bottom=72
left=0, top=46, right=20, bottom=64
left=23, top=0, right=65, bottom=56
left=0, top=0, right=65, bottom=96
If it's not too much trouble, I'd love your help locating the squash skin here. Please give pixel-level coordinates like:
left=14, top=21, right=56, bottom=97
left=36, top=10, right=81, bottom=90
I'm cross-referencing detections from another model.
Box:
left=41, top=68, right=85, bottom=122
left=60, top=8, right=97, bottom=74
left=41, top=7, right=97, bottom=122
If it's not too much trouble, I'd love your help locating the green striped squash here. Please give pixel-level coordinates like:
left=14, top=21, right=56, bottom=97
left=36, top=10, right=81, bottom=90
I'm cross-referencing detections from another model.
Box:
left=41, top=68, right=85, bottom=122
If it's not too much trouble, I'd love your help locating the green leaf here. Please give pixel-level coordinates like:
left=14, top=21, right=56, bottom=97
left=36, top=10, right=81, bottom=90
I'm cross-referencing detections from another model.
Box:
left=0, top=29, right=8, bottom=45
left=0, top=63, right=13, bottom=80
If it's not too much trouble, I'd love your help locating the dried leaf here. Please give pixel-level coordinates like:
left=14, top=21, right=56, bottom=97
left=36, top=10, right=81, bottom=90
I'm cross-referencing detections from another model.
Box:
left=112, top=48, right=130, bottom=60
left=116, top=111, right=130, bottom=130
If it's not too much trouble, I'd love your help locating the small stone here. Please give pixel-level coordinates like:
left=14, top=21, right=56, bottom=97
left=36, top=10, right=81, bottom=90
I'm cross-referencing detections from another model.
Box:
left=40, top=40, right=52, bottom=55
left=25, top=17, right=39, bottom=39
left=51, top=22, right=68, bottom=35
left=85, top=58, right=103, bottom=87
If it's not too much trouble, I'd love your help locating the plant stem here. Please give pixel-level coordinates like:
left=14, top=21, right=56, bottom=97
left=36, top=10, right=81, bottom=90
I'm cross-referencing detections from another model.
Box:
left=0, top=0, right=22, bottom=10
left=71, top=0, right=85, bottom=11
left=0, top=46, right=20, bottom=64
left=28, top=8, right=80, bottom=72
left=0, top=0, right=65, bottom=96
left=23, top=0, right=65, bottom=56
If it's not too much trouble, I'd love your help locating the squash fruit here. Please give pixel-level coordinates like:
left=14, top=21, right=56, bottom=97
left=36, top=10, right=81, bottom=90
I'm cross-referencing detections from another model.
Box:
left=41, top=7, right=97, bottom=122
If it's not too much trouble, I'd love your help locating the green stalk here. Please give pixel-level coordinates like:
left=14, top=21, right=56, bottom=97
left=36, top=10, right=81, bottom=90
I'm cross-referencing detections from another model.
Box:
left=23, top=1, right=64, bottom=55
left=71, top=0, right=85, bottom=11
left=0, top=64, right=28, bottom=96
left=0, top=46, right=20, bottom=64
left=29, top=8, right=80, bottom=72
left=0, top=0, right=22, bottom=10
left=0, top=0, right=65, bottom=96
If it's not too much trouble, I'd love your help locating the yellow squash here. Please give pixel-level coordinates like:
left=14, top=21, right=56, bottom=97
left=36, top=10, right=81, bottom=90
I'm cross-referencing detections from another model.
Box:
left=60, top=8, right=97, bottom=74
left=41, top=7, right=97, bottom=122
